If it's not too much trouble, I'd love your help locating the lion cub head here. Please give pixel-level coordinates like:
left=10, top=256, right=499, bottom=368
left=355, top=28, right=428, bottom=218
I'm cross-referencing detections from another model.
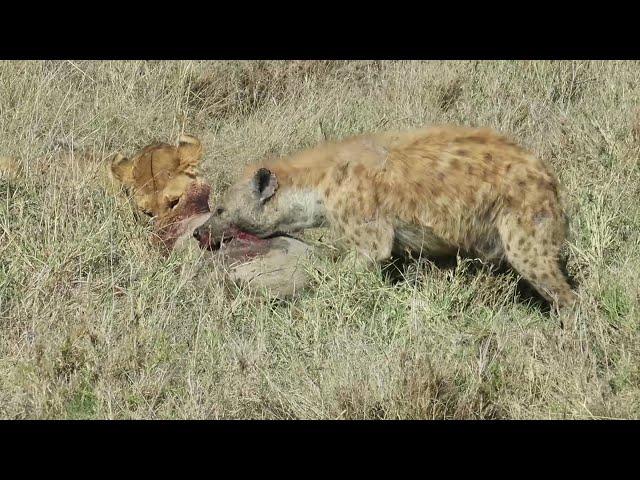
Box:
left=109, top=134, right=212, bottom=251
left=110, top=134, right=206, bottom=218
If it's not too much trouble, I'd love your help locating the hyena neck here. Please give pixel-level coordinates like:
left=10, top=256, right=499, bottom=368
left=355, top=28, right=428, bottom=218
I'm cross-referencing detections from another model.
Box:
left=273, top=187, right=327, bottom=232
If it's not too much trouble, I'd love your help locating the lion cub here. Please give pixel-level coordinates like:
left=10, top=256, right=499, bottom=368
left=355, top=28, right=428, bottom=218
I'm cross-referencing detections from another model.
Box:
left=109, top=134, right=207, bottom=222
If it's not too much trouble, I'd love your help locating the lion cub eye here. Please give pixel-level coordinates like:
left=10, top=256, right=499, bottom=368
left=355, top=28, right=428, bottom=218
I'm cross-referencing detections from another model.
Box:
left=142, top=210, right=154, bottom=217
left=168, top=198, right=180, bottom=209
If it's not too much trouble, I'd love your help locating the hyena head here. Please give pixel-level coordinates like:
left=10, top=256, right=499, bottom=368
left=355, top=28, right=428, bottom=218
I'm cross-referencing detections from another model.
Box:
left=194, top=167, right=326, bottom=249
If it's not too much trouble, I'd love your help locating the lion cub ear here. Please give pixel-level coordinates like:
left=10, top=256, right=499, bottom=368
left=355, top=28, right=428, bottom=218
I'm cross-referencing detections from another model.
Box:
left=109, top=153, right=134, bottom=187
left=177, top=134, right=203, bottom=168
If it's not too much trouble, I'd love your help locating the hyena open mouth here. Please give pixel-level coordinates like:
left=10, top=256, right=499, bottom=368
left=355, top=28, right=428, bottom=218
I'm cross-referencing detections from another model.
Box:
left=197, top=228, right=266, bottom=251
left=196, top=226, right=291, bottom=257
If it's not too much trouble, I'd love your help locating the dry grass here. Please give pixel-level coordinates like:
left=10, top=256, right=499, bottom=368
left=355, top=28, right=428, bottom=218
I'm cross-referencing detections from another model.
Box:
left=1, top=60, right=639, bottom=419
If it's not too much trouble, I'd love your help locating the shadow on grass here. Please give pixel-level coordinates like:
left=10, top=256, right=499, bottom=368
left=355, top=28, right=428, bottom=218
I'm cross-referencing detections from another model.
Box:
left=382, top=253, right=579, bottom=316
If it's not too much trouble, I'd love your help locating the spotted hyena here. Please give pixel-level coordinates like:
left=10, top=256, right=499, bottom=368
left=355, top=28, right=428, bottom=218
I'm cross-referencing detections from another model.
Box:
left=195, top=125, right=577, bottom=310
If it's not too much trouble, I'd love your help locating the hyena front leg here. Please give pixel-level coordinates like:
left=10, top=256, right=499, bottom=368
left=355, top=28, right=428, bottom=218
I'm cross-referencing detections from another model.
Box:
left=331, top=214, right=395, bottom=268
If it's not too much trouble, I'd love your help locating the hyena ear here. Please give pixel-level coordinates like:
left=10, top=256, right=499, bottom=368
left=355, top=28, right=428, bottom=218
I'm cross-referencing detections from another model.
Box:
left=109, top=153, right=134, bottom=187
left=253, top=168, right=278, bottom=203
left=177, top=134, right=203, bottom=168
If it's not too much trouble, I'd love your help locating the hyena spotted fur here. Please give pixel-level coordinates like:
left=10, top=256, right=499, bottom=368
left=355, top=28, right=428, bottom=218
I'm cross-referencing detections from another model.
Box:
left=195, top=126, right=577, bottom=309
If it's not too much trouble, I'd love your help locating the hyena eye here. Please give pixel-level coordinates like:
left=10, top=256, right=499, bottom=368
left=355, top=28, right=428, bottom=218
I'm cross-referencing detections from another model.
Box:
left=216, top=207, right=225, bottom=215
left=168, top=198, right=180, bottom=209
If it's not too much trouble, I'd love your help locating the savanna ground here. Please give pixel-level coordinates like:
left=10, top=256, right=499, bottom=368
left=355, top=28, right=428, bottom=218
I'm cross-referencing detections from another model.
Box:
left=0, top=60, right=639, bottom=419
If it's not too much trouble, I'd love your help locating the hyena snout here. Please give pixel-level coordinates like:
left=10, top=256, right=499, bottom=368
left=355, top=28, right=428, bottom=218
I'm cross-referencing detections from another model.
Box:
left=193, top=206, right=233, bottom=249
left=193, top=224, right=209, bottom=244
left=193, top=221, right=215, bottom=247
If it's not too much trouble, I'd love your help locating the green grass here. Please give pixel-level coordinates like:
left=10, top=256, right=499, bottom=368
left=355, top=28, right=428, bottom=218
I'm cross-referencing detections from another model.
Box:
left=1, top=60, right=639, bottom=418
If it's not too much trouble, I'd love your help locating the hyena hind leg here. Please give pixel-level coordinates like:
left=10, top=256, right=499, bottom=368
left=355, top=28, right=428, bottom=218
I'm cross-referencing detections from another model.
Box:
left=498, top=214, right=577, bottom=311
